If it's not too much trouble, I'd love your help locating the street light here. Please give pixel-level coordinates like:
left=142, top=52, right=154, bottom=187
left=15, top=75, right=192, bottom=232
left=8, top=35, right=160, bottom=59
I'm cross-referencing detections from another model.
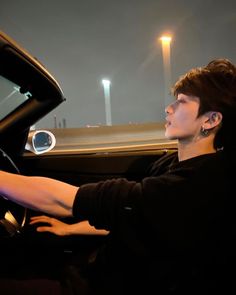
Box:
left=160, top=35, right=172, bottom=107
left=102, top=79, right=112, bottom=126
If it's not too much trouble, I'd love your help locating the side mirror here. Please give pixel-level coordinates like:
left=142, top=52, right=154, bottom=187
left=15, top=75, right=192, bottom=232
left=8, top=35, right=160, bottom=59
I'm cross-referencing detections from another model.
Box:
left=25, top=130, right=56, bottom=155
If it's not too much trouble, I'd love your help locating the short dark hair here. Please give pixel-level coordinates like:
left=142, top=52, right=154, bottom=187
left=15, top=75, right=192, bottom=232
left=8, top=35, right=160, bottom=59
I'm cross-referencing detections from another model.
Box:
left=172, top=58, right=236, bottom=149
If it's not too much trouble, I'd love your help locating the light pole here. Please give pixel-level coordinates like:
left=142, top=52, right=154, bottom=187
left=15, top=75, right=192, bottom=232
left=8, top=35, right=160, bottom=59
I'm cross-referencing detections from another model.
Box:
left=160, top=35, right=172, bottom=108
left=102, top=79, right=112, bottom=126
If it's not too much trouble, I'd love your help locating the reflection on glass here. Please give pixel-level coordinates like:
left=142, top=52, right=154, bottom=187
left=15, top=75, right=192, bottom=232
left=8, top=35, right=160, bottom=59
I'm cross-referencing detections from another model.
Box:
left=0, top=76, right=32, bottom=121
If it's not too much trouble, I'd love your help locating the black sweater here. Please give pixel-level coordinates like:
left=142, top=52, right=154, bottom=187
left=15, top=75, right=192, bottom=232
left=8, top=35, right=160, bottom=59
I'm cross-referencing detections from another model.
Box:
left=73, top=151, right=235, bottom=294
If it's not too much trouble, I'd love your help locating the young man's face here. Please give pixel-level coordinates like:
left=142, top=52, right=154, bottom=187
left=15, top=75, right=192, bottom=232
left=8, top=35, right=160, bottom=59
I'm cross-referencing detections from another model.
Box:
left=165, top=93, right=204, bottom=141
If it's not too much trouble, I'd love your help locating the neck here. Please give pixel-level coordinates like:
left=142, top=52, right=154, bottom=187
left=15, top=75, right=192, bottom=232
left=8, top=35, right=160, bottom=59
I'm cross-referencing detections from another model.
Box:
left=177, top=135, right=216, bottom=161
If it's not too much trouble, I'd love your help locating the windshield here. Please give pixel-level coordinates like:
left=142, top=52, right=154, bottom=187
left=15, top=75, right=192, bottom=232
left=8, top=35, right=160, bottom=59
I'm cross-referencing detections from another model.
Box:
left=0, top=76, right=31, bottom=121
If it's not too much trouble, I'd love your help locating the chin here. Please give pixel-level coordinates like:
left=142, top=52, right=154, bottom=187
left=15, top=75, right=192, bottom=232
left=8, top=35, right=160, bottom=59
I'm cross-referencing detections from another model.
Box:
left=165, top=130, right=173, bottom=139
left=165, top=131, right=178, bottom=140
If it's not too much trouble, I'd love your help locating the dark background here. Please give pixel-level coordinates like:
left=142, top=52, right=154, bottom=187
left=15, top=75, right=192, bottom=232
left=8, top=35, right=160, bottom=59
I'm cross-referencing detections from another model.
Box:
left=1, top=0, right=236, bottom=128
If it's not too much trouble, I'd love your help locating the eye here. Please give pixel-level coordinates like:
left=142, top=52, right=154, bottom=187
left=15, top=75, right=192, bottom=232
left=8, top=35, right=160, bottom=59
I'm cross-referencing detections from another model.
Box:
left=176, top=98, right=186, bottom=104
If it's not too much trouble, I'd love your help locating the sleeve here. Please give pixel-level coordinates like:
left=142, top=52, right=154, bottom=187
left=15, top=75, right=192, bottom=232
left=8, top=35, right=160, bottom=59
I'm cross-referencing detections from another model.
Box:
left=72, top=178, right=142, bottom=230
left=72, top=168, right=192, bottom=234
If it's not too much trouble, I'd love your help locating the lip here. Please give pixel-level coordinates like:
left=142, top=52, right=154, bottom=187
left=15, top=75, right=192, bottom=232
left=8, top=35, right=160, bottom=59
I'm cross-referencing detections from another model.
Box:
left=165, top=122, right=170, bottom=129
left=165, top=119, right=171, bottom=128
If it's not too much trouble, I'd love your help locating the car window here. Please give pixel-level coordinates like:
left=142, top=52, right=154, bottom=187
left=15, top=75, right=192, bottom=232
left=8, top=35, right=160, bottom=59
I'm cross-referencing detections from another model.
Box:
left=0, top=76, right=31, bottom=121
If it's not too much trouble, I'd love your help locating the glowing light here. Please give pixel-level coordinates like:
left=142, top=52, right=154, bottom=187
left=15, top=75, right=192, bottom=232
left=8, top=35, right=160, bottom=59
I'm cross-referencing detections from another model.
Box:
left=101, top=79, right=112, bottom=125
left=102, top=79, right=111, bottom=88
left=160, top=35, right=172, bottom=44
left=159, top=35, right=172, bottom=107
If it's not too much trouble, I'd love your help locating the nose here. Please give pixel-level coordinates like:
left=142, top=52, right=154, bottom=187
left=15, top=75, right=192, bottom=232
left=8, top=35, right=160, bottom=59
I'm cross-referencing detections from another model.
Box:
left=165, top=100, right=176, bottom=114
left=165, top=103, right=171, bottom=114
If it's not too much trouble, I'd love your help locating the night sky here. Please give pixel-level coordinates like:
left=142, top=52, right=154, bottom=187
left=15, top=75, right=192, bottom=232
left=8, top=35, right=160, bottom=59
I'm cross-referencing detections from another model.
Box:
left=1, top=0, right=236, bottom=128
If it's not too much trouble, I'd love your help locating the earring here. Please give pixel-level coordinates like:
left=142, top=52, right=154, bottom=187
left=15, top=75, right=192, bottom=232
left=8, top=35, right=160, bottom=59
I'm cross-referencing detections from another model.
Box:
left=200, top=126, right=209, bottom=136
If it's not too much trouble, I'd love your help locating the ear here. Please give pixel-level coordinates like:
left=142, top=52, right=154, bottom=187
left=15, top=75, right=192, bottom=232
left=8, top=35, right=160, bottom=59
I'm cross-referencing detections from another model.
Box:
left=204, top=111, right=223, bottom=129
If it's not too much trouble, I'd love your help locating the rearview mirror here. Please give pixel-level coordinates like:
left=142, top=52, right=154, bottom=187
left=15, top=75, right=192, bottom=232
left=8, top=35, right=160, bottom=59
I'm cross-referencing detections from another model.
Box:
left=25, top=130, right=56, bottom=155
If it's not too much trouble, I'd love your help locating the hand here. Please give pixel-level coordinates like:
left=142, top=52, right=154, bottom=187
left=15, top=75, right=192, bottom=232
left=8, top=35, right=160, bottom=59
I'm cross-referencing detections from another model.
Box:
left=30, top=215, right=109, bottom=236
left=30, top=215, right=71, bottom=236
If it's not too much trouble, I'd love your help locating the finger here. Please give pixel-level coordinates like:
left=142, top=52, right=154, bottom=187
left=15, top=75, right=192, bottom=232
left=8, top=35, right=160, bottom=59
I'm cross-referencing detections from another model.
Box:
left=30, top=215, right=48, bottom=221
left=30, top=215, right=55, bottom=221
left=29, top=220, right=48, bottom=225
left=30, top=216, right=52, bottom=224
left=36, top=226, right=54, bottom=233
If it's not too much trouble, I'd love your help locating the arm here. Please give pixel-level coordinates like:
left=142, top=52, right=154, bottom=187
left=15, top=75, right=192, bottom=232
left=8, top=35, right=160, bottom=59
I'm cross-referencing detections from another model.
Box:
left=30, top=215, right=109, bottom=236
left=0, top=171, right=78, bottom=217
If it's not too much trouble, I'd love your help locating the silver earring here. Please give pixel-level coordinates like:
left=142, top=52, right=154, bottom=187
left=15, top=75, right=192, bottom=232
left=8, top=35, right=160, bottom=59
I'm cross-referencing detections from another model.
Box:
left=200, top=126, right=209, bottom=136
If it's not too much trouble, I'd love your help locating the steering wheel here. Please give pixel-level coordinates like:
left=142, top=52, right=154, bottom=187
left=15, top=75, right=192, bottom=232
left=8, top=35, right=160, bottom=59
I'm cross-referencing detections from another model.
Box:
left=0, top=148, right=27, bottom=238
